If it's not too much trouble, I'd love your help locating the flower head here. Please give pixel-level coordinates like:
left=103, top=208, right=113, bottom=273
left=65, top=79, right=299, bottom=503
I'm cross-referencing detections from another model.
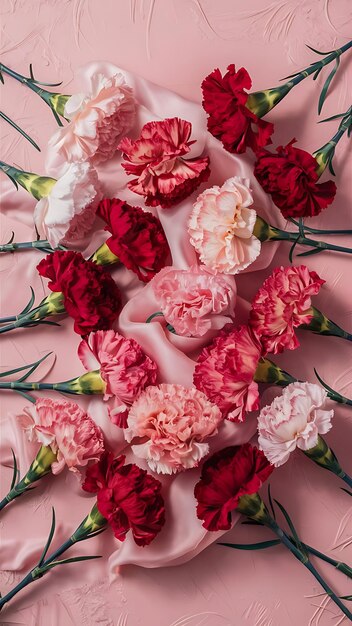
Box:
left=37, top=251, right=122, bottom=336
left=151, top=264, right=235, bottom=337
left=125, top=384, right=223, bottom=474
left=194, top=443, right=273, bottom=531
left=194, top=325, right=262, bottom=422
left=119, top=117, right=210, bottom=208
left=78, top=330, right=158, bottom=424
left=97, top=198, right=170, bottom=282
left=82, top=452, right=165, bottom=546
left=258, top=382, right=334, bottom=467
left=249, top=265, right=325, bottom=354
left=17, top=398, right=104, bottom=474
left=47, top=72, right=136, bottom=175
left=188, top=177, right=261, bottom=274
left=34, top=162, right=102, bottom=248
left=254, top=140, right=337, bottom=218
left=201, top=64, right=273, bottom=154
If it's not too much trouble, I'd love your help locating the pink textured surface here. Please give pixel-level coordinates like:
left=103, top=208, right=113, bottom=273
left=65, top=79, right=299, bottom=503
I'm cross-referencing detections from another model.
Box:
left=0, top=1, right=352, bottom=625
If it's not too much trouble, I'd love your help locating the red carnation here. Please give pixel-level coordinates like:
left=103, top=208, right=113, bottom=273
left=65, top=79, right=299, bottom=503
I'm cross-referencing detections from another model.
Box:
left=119, top=117, right=210, bottom=208
left=202, top=64, right=273, bottom=154
left=37, top=251, right=121, bottom=336
left=194, top=444, right=273, bottom=531
left=97, top=198, right=170, bottom=282
left=83, top=452, right=165, bottom=546
left=254, top=140, right=337, bottom=218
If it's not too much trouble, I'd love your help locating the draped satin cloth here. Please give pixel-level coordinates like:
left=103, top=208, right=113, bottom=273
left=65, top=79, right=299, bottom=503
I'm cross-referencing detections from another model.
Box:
left=0, top=62, right=284, bottom=577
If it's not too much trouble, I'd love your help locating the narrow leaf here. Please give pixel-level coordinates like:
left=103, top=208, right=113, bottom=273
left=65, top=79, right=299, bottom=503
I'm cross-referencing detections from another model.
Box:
left=0, top=111, right=41, bottom=151
left=51, top=107, right=64, bottom=127
left=20, top=286, right=35, bottom=315
left=41, top=555, right=102, bottom=572
left=10, top=449, right=19, bottom=490
left=38, top=507, right=56, bottom=566
left=313, top=67, right=322, bottom=80
left=29, top=63, right=63, bottom=87
left=218, top=540, right=281, bottom=551
left=296, top=247, right=325, bottom=257
left=340, top=488, right=352, bottom=497
left=318, top=57, right=340, bottom=114
left=17, top=351, right=53, bottom=382
left=0, top=352, right=51, bottom=379
left=267, top=484, right=276, bottom=520
left=306, top=44, right=334, bottom=55
left=288, top=236, right=300, bottom=263
left=273, top=498, right=308, bottom=558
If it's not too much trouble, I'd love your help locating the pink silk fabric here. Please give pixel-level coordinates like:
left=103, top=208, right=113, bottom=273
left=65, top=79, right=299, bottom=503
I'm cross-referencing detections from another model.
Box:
left=0, top=62, right=284, bottom=576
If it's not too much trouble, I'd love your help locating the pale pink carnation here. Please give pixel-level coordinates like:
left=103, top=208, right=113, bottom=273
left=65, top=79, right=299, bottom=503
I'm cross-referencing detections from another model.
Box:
left=17, top=398, right=104, bottom=474
left=194, top=324, right=262, bottom=422
left=249, top=265, right=325, bottom=355
left=78, top=330, right=158, bottom=425
left=188, top=176, right=261, bottom=274
left=125, top=384, right=223, bottom=474
left=34, top=162, right=102, bottom=248
left=258, top=382, right=333, bottom=467
left=46, top=72, right=136, bottom=176
left=119, top=117, right=210, bottom=208
left=151, top=264, right=236, bottom=337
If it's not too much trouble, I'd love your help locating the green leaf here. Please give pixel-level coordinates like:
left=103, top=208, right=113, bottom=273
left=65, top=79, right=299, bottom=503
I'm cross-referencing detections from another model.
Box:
left=273, top=498, right=308, bottom=558
left=318, top=57, right=340, bottom=114
left=28, top=63, right=63, bottom=88
left=218, top=540, right=281, bottom=551
left=0, top=353, right=50, bottom=379
left=51, top=107, right=64, bottom=127
left=296, top=247, right=325, bottom=257
left=0, top=111, right=41, bottom=151
left=341, top=488, right=352, bottom=497
left=41, top=555, right=102, bottom=573
left=340, top=595, right=352, bottom=601
left=313, top=67, right=322, bottom=80
left=38, top=507, right=56, bottom=566
left=10, top=449, right=19, bottom=490
left=306, top=44, right=335, bottom=55
left=288, top=236, right=300, bottom=263
left=17, top=351, right=53, bottom=382
left=20, top=286, right=36, bottom=315
left=318, top=111, right=348, bottom=123
left=267, top=484, right=276, bottom=520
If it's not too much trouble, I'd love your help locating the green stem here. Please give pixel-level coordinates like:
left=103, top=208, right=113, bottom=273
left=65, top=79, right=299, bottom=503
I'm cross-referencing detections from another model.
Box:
left=0, top=291, right=65, bottom=334
left=0, top=240, right=55, bottom=253
left=246, top=41, right=352, bottom=117
left=0, top=371, right=106, bottom=396
left=0, top=63, right=70, bottom=124
left=268, top=520, right=352, bottom=620
left=0, top=446, right=56, bottom=512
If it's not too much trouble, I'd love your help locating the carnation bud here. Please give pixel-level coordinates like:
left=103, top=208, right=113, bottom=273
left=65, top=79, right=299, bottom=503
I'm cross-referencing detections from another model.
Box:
left=246, top=83, right=293, bottom=118
left=254, top=358, right=297, bottom=386
left=236, top=493, right=271, bottom=524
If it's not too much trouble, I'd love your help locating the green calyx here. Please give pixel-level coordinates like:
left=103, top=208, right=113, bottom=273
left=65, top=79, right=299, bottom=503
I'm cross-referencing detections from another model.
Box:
left=76, top=503, right=107, bottom=539
left=49, top=93, right=70, bottom=118
left=0, top=161, right=56, bottom=200
left=254, top=358, right=297, bottom=386
left=1, top=445, right=56, bottom=508
left=63, top=371, right=107, bottom=395
left=301, top=306, right=351, bottom=340
left=246, top=83, right=293, bottom=118
left=236, top=493, right=271, bottom=524
left=89, top=242, right=120, bottom=266
left=304, top=435, right=344, bottom=477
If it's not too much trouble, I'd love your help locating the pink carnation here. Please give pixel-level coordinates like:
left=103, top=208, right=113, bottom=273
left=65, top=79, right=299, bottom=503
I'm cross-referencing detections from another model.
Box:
left=78, top=330, right=158, bottom=425
left=151, top=265, right=236, bottom=337
left=125, top=384, right=223, bottom=474
left=47, top=72, right=136, bottom=176
left=258, top=382, right=333, bottom=467
left=17, top=398, right=104, bottom=474
left=188, top=176, right=261, bottom=274
left=194, top=325, right=262, bottom=422
left=119, top=117, right=210, bottom=208
left=249, top=265, right=325, bottom=355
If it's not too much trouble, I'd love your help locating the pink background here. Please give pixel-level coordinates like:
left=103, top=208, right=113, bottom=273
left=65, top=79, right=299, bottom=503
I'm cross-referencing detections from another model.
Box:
left=1, top=1, right=352, bottom=625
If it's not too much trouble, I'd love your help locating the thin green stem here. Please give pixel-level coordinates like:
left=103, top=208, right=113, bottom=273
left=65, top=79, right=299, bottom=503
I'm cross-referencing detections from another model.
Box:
left=0, top=240, right=53, bottom=253
left=268, top=519, right=352, bottom=621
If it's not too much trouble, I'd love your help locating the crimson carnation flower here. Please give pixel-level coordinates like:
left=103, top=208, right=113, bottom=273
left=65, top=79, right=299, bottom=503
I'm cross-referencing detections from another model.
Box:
left=119, top=117, right=210, bottom=208
left=249, top=265, right=325, bottom=355
left=193, top=325, right=262, bottom=422
left=37, top=251, right=121, bottom=336
left=194, top=443, right=273, bottom=531
left=202, top=64, right=273, bottom=154
left=97, top=198, right=170, bottom=282
left=83, top=452, right=165, bottom=546
left=254, top=139, right=337, bottom=218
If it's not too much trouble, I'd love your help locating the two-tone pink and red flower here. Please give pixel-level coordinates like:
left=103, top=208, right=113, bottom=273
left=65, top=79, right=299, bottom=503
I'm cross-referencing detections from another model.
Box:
left=119, top=117, right=210, bottom=208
